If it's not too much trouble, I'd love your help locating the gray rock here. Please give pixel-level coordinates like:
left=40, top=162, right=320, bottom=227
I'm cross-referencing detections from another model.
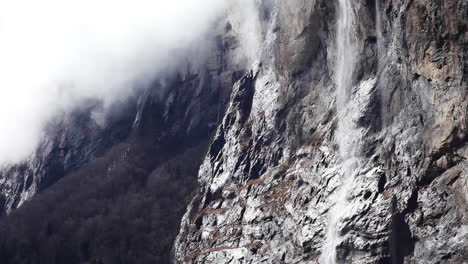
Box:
left=174, top=0, right=468, bottom=263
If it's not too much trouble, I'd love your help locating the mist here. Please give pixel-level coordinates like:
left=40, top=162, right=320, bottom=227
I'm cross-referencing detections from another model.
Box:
left=0, top=0, right=246, bottom=164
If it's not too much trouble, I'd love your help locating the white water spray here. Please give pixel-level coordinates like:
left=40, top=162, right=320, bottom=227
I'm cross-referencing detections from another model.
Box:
left=375, top=0, right=387, bottom=125
left=335, top=0, right=356, bottom=113
left=320, top=0, right=358, bottom=263
left=376, top=0, right=385, bottom=73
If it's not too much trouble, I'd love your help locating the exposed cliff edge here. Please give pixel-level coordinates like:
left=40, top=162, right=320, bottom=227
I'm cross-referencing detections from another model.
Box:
left=0, top=0, right=466, bottom=263
left=174, top=0, right=467, bottom=263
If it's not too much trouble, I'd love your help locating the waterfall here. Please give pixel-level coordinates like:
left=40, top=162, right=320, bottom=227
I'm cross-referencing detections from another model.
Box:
left=335, top=0, right=356, bottom=115
left=376, top=0, right=383, bottom=62
left=320, top=0, right=358, bottom=263
left=376, top=0, right=385, bottom=77
left=375, top=0, right=386, bottom=124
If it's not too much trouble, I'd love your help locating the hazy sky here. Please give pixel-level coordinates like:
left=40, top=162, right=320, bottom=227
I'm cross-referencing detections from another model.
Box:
left=0, top=0, right=241, bottom=164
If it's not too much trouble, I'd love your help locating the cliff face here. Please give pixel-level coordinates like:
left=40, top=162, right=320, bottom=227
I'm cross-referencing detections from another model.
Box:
left=0, top=0, right=466, bottom=263
left=174, top=0, right=468, bottom=263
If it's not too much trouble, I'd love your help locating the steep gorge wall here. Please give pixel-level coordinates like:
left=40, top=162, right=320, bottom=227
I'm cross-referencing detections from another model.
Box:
left=0, top=0, right=465, bottom=263
left=174, top=0, right=467, bottom=263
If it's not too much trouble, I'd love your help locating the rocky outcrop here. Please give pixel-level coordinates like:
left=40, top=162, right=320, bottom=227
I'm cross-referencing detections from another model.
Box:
left=174, top=0, right=467, bottom=263
left=0, top=0, right=465, bottom=263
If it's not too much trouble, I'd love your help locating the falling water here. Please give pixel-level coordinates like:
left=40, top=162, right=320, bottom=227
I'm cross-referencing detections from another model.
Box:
left=320, top=0, right=358, bottom=263
left=335, top=0, right=356, bottom=114
left=375, top=0, right=387, bottom=125
left=376, top=0, right=383, bottom=61
left=375, top=0, right=385, bottom=76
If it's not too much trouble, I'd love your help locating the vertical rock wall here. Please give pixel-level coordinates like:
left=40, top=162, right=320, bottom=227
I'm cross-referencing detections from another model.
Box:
left=174, top=0, right=467, bottom=263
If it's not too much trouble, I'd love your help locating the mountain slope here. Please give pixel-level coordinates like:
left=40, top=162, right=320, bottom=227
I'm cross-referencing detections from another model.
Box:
left=0, top=24, right=242, bottom=263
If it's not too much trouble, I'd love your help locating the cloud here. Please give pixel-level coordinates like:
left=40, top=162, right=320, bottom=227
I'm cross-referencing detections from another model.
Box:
left=226, top=0, right=264, bottom=67
left=0, top=0, right=234, bottom=164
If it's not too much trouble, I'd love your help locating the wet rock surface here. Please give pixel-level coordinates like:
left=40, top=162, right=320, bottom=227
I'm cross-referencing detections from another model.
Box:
left=174, top=0, right=468, bottom=263
left=0, top=0, right=465, bottom=263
